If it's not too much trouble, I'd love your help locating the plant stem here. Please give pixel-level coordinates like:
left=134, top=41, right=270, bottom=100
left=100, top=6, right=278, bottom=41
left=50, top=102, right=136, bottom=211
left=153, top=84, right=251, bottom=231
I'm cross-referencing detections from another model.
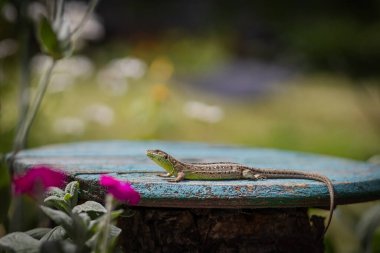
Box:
left=16, top=0, right=32, bottom=150
left=11, top=59, right=56, bottom=161
left=54, top=0, right=65, bottom=29
left=70, top=0, right=99, bottom=40
left=99, top=194, right=113, bottom=253
left=9, top=0, right=100, bottom=171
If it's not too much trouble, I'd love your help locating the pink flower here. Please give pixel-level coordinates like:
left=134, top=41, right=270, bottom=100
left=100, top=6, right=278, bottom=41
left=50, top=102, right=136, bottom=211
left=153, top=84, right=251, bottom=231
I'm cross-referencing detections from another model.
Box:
left=99, top=175, right=140, bottom=205
left=13, top=165, right=67, bottom=197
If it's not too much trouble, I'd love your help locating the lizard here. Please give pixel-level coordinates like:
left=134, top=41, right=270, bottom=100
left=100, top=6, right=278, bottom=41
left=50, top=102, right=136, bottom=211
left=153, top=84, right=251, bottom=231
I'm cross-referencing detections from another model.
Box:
left=146, top=149, right=335, bottom=234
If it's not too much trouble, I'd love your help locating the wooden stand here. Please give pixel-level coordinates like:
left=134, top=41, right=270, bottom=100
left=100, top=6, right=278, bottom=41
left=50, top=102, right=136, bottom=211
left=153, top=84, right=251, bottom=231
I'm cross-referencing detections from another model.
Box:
left=12, top=141, right=380, bottom=252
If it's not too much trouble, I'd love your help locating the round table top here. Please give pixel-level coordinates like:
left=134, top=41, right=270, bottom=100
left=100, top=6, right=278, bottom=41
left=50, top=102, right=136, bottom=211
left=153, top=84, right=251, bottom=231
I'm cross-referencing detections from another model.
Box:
left=12, top=141, right=380, bottom=208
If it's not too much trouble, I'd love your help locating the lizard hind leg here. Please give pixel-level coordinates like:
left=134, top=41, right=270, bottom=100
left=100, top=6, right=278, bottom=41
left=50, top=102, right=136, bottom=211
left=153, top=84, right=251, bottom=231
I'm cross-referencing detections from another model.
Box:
left=167, top=171, right=185, bottom=183
left=242, top=169, right=266, bottom=180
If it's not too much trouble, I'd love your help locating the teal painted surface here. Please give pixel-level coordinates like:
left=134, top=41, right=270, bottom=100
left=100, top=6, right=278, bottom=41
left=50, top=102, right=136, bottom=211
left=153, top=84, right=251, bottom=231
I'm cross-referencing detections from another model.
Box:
left=12, top=141, right=380, bottom=208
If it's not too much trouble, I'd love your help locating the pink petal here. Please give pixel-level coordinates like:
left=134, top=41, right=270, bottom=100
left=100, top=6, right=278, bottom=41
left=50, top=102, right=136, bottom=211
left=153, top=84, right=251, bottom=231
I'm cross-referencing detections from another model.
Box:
left=12, top=166, right=66, bottom=197
left=99, top=175, right=119, bottom=187
left=13, top=174, right=34, bottom=194
left=99, top=175, right=140, bottom=205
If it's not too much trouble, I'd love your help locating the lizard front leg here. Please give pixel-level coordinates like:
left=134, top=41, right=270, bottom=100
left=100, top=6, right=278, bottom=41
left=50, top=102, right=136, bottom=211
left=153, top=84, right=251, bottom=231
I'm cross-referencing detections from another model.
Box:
left=167, top=171, right=185, bottom=182
left=157, top=172, right=173, bottom=177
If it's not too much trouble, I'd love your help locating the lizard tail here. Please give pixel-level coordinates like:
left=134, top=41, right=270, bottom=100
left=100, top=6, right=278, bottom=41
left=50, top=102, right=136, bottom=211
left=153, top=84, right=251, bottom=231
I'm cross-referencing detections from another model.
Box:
left=259, top=170, right=335, bottom=234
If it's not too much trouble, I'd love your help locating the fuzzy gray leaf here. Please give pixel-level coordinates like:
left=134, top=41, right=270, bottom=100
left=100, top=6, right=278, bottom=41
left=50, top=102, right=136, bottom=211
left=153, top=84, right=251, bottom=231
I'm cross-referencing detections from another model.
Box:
left=72, top=201, right=106, bottom=219
left=40, top=205, right=72, bottom=231
left=46, top=187, right=65, bottom=198
left=0, top=232, right=40, bottom=253
left=25, top=228, right=52, bottom=239
left=40, top=226, right=67, bottom=242
left=64, top=181, right=79, bottom=207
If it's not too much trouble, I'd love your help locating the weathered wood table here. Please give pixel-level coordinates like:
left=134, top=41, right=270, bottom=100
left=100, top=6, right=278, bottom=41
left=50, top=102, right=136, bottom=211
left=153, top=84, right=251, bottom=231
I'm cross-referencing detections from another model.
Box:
left=12, top=141, right=380, bottom=253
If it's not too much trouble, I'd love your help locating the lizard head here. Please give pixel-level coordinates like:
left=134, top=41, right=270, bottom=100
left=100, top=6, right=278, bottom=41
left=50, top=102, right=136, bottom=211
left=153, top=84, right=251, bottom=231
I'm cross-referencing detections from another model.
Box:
left=146, top=149, right=176, bottom=174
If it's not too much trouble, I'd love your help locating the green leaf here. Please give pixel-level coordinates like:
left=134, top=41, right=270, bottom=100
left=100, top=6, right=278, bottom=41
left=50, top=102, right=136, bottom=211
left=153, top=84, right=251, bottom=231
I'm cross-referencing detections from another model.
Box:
left=111, top=209, right=124, bottom=220
left=25, top=228, right=52, bottom=239
left=72, top=201, right=106, bottom=219
left=72, top=201, right=106, bottom=214
left=0, top=232, right=40, bottom=253
left=65, top=181, right=79, bottom=195
left=40, top=240, right=77, bottom=253
left=77, top=212, right=91, bottom=226
left=63, top=193, right=73, bottom=204
left=44, top=195, right=70, bottom=213
left=88, top=219, right=99, bottom=231
left=86, top=224, right=122, bottom=250
left=68, top=212, right=92, bottom=246
left=37, top=16, right=61, bottom=59
left=40, top=205, right=72, bottom=231
left=40, top=226, right=67, bottom=242
left=65, top=181, right=79, bottom=207
left=37, top=16, right=72, bottom=59
left=109, top=225, right=122, bottom=238
left=85, top=232, right=98, bottom=249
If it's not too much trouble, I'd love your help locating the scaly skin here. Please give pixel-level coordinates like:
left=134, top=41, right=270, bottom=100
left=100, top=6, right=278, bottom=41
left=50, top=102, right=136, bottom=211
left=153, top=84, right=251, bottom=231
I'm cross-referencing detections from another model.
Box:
left=146, top=149, right=335, bottom=234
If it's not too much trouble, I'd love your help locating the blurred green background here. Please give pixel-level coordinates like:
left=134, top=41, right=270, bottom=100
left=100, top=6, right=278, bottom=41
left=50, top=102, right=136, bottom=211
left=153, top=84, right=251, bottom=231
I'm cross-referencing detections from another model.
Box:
left=1, top=1, right=380, bottom=252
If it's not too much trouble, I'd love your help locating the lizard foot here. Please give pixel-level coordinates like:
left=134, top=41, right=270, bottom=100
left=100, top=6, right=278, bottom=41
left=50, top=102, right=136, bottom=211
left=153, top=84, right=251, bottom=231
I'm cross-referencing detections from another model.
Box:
left=166, top=179, right=181, bottom=183
left=157, top=173, right=171, bottom=177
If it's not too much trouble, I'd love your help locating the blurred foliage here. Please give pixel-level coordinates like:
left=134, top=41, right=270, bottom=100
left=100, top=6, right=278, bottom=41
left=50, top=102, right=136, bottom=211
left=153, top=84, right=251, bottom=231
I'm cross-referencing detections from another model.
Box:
left=0, top=181, right=124, bottom=253
left=93, top=0, right=380, bottom=79
left=357, top=204, right=380, bottom=253
left=2, top=54, right=379, bottom=159
left=0, top=158, right=10, bottom=228
left=2, top=1, right=380, bottom=78
left=320, top=201, right=380, bottom=253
